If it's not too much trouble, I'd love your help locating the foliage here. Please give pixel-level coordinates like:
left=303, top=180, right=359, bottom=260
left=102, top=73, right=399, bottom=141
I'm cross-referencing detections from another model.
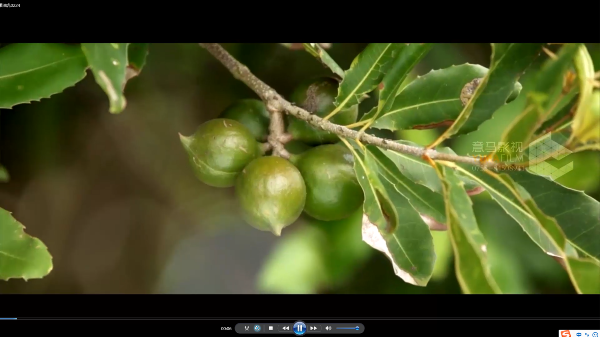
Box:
left=0, top=43, right=598, bottom=294
left=0, top=208, right=53, bottom=281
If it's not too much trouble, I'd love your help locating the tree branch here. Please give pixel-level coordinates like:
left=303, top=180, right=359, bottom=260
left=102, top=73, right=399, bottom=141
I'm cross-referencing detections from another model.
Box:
left=266, top=100, right=290, bottom=158
left=199, top=43, right=503, bottom=170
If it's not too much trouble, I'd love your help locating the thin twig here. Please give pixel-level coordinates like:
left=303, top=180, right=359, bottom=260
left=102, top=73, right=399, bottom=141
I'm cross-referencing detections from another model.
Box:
left=199, top=43, right=502, bottom=170
left=266, top=100, right=290, bottom=158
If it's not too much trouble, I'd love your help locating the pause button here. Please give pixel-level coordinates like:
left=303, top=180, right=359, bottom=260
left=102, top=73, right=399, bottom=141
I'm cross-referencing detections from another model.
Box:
left=293, top=322, right=306, bottom=336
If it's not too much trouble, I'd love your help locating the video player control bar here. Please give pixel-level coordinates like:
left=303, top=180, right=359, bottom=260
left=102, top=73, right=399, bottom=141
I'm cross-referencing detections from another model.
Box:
left=235, top=322, right=364, bottom=334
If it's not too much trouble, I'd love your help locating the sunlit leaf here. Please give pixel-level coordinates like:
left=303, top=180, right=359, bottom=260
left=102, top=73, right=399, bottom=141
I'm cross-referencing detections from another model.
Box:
left=373, top=178, right=436, bottom=286
left=342, top=140, right=435, bottom=286
left=497, top=174, right=600, bottom=294
left=378, top=140, right=480, bottom=193
left=439, top=159, right=600, bottom=264
left=0, top=207, right=53, bottom=281
left=369, top=64, right=522, bottom=131
left=439, top=162, right=562, bottom=257
left=343, top=139, right=398, bottom=234
left=535, top=95, right=577, bottom=135
left=303, top=43, right=345, bottom=79
left=329, top=43, right=404, bottom=118
left=81, top=43, right=129, bottom=114
left=571, top=90, right=600, bottom=147
left=435, top=165, right=501, bottom=293
left=570, top=45, right=599, bottom=146
left=365, top=145, right=445, bottom=224
left=565, top=258, right=600, bottom=294
left=499, top=44, right=581, bottom=157
left=369, top=43, right=432, bottom=123
left=431, top=231, right=453, bottom=281
left=430, top=43, right=544, bottom=147
left=509, top=170, right=600, bottom=261
left=0, top=43, right=88, bottom=109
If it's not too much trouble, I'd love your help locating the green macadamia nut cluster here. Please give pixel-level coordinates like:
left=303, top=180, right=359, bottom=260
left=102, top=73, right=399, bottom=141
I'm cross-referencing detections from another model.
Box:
left=179, top=77, right=365, bottom=236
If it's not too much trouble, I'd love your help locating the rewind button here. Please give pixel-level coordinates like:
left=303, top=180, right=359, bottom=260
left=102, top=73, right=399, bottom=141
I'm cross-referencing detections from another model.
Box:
left=308, top=325, right=321, bottom=332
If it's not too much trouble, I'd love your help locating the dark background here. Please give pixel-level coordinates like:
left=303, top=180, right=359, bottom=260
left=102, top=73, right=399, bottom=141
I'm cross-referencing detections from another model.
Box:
left=0, top=43, right=599, bottom=294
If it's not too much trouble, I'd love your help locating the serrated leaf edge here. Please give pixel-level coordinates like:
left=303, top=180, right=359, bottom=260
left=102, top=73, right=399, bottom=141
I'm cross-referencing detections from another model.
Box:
left=0, top=210, right=54, bottom=281
left=0, top=60, right=89, bottom=110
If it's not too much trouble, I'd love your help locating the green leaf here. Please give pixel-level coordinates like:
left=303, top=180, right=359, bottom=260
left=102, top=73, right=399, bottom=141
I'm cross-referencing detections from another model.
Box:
left=439, top=162, right=562, bottom=257
left=0, top=164, right=8, bottom=182
left=369, top=43, right=433, bottom=124
left=544, top=86, right=580, bottom=123
left=128, top=43, right=149, bottom=72
left=441, top=161, right=600, bottom=264
left=370, top=64, right=522, bottom=131
left=328, top=43, right=404, bottom=118
left=81, top=43, right=129, bottom=114
left=124, top=43, right=149, bottom=86
left=430, top=43, right=544, bottom=147
left=342, top=140, right=435, bottom=286
left=343, top=139, right=398, bottom=234
left=498, top=44, right=581, bottom=157
left=508, top=170, right=600, bottom=261
left=566, top=258, right=600, bottom=294
left=0, top=207, right=53, bottom=281
left=435, top=165, right=501, bottom=293
left=0, top=43, right=88, bottom=109
left=370, top=178, right=436, bottom=286
left=365, top=145, right=446, bottom=224
left=535, top=95, right=577, bottom=135
left=496, top=174, right=599, bottom=294
left=431, top=231, right=453, bottom=281
left=571, top=89, right=600, bottom=147
left=570, top=45, right=599, bottom=146
left=378, top=140, right=480, bottom=194
left=303, top=43, right=345, bottom=79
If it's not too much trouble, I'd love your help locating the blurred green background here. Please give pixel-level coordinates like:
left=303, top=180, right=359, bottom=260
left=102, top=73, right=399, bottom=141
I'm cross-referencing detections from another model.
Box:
left=0, top=43, right=599, bottom=294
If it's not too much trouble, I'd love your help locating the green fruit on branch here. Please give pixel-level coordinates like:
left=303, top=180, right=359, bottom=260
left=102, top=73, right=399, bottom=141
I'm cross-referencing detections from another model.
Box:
left=287, top=77, right=358, bottom=145
left=218, top=99, right=271, bottom=141
left=235, top=156, right=306, bottom=235
left=180, top=118, right=261, bottom=188
left=296, top=144, right=364, bottom=221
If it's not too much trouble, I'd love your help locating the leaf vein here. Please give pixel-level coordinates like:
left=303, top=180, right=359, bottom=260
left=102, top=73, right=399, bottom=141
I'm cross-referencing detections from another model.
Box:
left=0, top=250, right=26, bottom=262
left=380, top=98, right=459, bottom=120
left=0, top=55, right=84, bottom=80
